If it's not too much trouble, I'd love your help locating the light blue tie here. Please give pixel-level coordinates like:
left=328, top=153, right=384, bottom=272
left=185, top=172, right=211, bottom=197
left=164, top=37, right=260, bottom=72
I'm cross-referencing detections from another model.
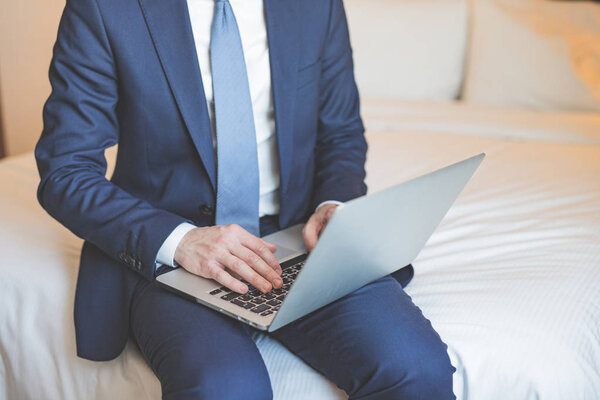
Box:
left=211, top=0, right=260, bottom=235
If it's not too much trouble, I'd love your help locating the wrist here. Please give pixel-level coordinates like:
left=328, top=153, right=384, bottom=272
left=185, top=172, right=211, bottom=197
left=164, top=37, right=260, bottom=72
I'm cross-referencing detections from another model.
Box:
left=157, top=222, right=196, bottom=267
left=317, top=203, right=339, bottom=213
left=173, top=226, right=198, bottom=267
left=316, top=200, right=344, bottom=213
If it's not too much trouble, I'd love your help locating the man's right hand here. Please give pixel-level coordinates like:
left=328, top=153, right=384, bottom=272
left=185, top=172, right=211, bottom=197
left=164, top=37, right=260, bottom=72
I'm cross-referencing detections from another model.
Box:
left=174, top=224, right=282, bottom=294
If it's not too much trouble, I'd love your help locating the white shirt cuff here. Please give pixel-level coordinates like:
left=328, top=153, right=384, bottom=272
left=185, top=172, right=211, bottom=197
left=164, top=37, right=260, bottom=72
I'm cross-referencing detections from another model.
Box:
left=155, top=222, right=197, bottom=268
left=316, top=200, right=344, bottom=212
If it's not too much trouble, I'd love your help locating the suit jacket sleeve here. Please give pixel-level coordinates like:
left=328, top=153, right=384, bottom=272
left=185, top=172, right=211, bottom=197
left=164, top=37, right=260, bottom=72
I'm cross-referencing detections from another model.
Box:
left=311, top=0, right=368, bottom=210
left=35, top=0, right=187, bottom=281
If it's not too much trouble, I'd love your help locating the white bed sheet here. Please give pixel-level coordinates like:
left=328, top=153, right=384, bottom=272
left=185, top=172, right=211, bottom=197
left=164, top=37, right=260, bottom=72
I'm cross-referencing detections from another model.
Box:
left=1, top=102, right=599, bottom=399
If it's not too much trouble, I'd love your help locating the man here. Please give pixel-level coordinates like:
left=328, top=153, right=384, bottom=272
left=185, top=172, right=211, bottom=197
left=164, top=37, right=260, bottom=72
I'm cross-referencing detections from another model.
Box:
left=36, top=0, right=456, bottom=398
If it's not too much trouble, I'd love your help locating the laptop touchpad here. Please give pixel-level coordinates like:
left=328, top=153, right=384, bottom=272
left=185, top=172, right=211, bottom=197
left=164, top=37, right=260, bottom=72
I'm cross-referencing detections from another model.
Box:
left=273, top=245, right=303, bottom=263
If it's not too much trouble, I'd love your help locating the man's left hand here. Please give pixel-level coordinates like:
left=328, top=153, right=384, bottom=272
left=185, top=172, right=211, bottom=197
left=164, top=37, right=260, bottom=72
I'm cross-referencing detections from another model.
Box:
left=302, top=203, right=339, bottom=252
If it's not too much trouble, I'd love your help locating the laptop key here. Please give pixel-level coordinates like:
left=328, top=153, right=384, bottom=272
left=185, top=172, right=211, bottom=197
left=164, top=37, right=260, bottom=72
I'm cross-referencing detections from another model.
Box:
left=263, top=293, right=275, bottom=300
left=260, top=311, right=273, bottom=316
left=267, top=299, right=281, bottom=307
left=251, top=304, right=270, bottom=313
left=231, top=299, right=251, bottom=309
left=220, top=287, right=232, bottom=293
left=251, top=297, right=266, bottom=305
left=209, top=289, right=222, bottom=296
left=221, top=292, right=241, bottom=301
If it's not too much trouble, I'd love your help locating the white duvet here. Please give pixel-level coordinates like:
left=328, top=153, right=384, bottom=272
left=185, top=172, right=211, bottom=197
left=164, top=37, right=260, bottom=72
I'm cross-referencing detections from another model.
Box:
left=1, top=101, right=599, bottom=400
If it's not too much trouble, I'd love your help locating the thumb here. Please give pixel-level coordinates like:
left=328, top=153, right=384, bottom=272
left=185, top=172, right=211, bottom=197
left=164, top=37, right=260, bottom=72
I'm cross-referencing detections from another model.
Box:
left=303, top=217, right=320, bottom=252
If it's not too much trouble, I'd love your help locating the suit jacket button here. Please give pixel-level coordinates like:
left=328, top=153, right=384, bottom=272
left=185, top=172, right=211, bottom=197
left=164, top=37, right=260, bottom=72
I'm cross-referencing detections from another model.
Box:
left=118, top=252, right=127, bottom=262
left=136, top=260, right=142, bottom=271
left=199, top=205, right=214, bottom=216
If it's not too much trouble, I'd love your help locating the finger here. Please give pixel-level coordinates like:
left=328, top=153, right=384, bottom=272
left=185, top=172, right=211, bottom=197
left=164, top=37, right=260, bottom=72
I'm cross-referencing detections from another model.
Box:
left=220, top=252, right=274, bottom=293
left=303, top=215, right=321, bottom=252
left=323, top=205, right=337, bottom=224
left=208, top=263, right=248, bottom=294
left=262, top=240, right=277, bottom=253
left=232, top=245, right=283, bottom=289
left=240, top=233, right=282, bottom=275
left=223, top=224, right=279, bottom=273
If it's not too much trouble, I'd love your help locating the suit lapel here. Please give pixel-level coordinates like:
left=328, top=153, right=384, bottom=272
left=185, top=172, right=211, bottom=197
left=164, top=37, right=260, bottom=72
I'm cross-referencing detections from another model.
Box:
left=137, top=0, right=216, bottom=192
left=264, top=0, right=300, bottom=196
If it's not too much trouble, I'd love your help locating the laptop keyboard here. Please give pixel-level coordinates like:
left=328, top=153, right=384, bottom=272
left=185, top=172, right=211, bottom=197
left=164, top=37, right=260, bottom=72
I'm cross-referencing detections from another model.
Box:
left=208, top=258, right=305, bottom=317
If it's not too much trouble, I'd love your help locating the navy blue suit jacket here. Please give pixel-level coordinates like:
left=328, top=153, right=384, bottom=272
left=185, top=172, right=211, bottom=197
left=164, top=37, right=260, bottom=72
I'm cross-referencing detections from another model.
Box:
left=36, top=0, right=367, bottom=361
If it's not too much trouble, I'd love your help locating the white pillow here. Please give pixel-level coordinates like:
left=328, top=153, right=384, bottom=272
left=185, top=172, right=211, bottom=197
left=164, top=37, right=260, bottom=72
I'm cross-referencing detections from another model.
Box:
left=463, top=0, right=600, bottom=112
left=344, top=0, right=468, bottom=102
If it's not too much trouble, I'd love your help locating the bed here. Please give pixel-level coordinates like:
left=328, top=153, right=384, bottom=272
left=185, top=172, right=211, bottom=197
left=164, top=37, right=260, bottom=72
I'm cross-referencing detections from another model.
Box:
left=2, top=0, right=600, bottom=399
left=2, top=99, right=599, bottom=399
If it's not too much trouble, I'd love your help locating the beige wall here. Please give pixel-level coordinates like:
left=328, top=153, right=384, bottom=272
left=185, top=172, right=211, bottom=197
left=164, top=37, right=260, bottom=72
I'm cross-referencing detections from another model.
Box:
left=0, top=0, right=65, bottom=156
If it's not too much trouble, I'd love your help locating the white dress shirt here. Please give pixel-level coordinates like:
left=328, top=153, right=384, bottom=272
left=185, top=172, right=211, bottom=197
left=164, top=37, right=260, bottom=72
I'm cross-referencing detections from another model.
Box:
left=155, top=0, right=340, bottom=268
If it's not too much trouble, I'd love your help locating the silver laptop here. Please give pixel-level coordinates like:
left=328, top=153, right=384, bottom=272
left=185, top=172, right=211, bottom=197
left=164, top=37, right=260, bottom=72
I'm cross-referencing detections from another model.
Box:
left=157, top=153, right=485, bottom=331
